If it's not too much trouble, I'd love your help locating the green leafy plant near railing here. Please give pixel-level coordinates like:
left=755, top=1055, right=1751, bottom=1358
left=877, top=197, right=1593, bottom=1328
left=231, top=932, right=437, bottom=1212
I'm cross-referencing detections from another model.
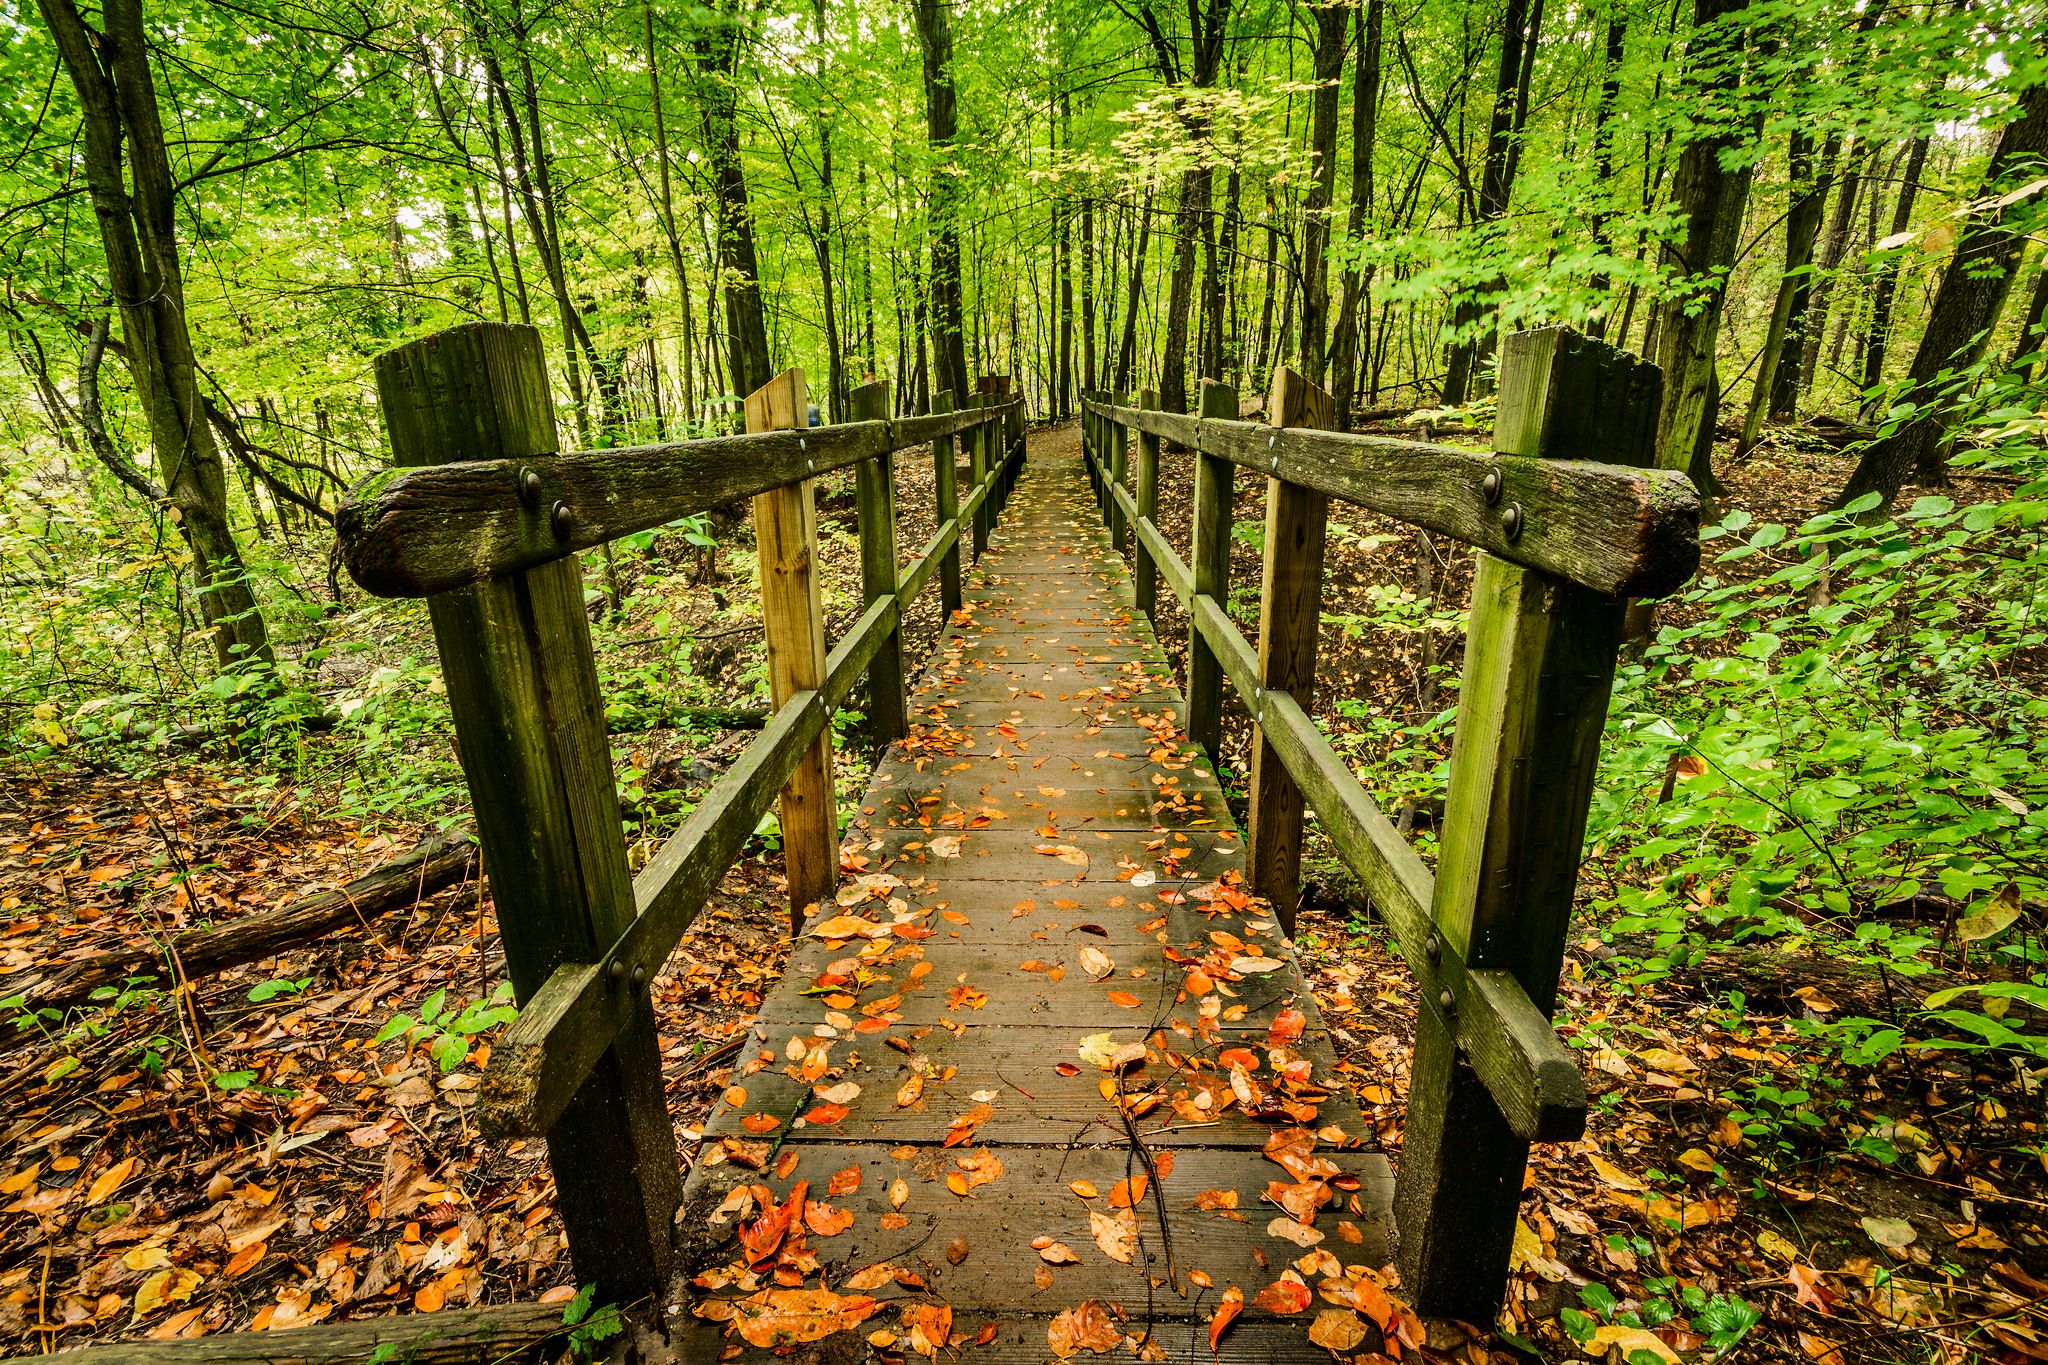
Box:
left=1588, top=401, right=2048, bottom=1072
left=375, top=983, right=519, bottom=1073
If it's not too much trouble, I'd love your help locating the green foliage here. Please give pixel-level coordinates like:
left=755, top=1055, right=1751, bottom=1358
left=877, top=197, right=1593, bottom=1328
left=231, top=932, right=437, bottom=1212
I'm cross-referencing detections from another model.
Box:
left=374, top=982, right=519, bottom=1073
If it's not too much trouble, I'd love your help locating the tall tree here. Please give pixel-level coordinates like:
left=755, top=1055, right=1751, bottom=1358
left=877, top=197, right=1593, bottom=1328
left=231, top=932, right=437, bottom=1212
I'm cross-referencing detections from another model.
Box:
left=36, top=0, right=271, bottom=672
left=1839, top=81, right=2048, bottom=508
left=1296, top=0, right=1348, bottom=386
left=1440, top=0, right=1544, bottom=405
left=911, top=0, right=970, bottom=404
left=1651, top=0, right=1756, bottom=492
left=1328, top=0, right=1383, bottom=424
left=1738, top=130, right=1834, bottom=454
left=688, top=0, right=775, bottom=411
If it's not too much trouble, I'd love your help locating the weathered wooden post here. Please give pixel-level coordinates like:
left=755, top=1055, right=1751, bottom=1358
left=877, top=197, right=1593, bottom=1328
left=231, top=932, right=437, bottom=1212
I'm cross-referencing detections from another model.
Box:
left=1246, top=366, right=1335, bottom=931
left=1109, top=394, right=1131, bottom=551
left=1132, top=389, right=1160, bottom=616
left=1394, top=326, right=1660, bottom=1322
left=374, top=322, right=679, bottom=1304
left=931, top=390, right=962, bottom=619
left=746, top=368, right=837, bottom=926
left=1187, top=380, right=1236, bottom=760
left=969, top=393, right=992, bottom=558
left=850, top=379, right=907, bottom=744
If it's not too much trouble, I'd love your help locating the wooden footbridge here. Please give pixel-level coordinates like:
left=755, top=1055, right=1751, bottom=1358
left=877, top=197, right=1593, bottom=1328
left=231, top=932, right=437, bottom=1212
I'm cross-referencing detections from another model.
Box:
left=317, top=323, right=1693, bottom=1362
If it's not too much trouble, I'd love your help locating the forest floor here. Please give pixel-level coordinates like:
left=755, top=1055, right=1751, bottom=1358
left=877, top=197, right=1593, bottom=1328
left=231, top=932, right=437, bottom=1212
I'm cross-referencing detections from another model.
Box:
left=2, top=417, right=2043, bottom=1364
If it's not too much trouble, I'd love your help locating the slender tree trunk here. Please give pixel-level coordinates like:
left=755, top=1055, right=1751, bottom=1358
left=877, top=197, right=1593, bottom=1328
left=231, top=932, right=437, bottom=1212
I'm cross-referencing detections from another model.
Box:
left=1112, top=188, right=1154, bottom=392
left=1442, top=0, right=1543, bottom=403
left=1857, top=134, right=1932, bottom=411
left=1586, top=14, right=1626, bottom=337
left=684, top=2, right=774, bottom=415
left=1738, top=130, right=1832, bottom=453
left=1652, top=0, right=1755, bottom=495
left=1297, top=0, right=1348, bottom=385
left=1798, top=139, right=1867, bottom=403
left=1160, top=167, right=1209, bottom=408
left=37, top=0, right=270, bottom=671
left=1080, top=193, right=1098, bottom=392
left=1330, top=0, right=1382, bottom=424
left=1839, top=82, right=2048, bottom=507
left=911, top=0, right=970, bottom=403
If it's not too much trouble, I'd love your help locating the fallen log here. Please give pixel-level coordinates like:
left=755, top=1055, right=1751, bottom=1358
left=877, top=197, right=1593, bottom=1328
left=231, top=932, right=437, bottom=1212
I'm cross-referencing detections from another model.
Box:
left=16, top=1300, right=569, bottom=1365
left=0, top=828, right=478, bottom=1012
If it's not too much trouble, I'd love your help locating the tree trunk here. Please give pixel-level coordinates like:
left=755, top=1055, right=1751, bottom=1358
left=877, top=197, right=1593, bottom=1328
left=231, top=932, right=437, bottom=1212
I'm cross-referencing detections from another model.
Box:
left=911, top=0, right=970, bottom=405
left=1160, top=166, right=1209, bottom=409
left=0, top=830, right=478, bottom=1012
left=1652, top=0, right=1755, bottom=494
left=1585, top=15, right=1626, bottom=338
left=1080, top=194, right=1098, bottom=392
left=1297, top=0, right=1348, bottom=386
left=1837, top=82, right=2048, bottom=508
left=1857, top=134, right=1932, bottom=412
left=1115, top=187, right=1154, bottom=392
left=1329, top=0, right=1383, bottom=425
left=1441, top=0, right=1542, bottom=404
left=1738, top=130, right=1831, bottom=454
left=36, top=0, right=271, bottom=672
left=685, top=2, right=774, bottom=415
left=1798, top=140, right=1867, bottom=403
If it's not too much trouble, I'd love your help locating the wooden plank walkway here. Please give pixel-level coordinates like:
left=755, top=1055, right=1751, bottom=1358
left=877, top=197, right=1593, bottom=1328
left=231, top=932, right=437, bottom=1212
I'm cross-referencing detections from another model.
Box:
left=675, top=440, right=1401, bottom=1360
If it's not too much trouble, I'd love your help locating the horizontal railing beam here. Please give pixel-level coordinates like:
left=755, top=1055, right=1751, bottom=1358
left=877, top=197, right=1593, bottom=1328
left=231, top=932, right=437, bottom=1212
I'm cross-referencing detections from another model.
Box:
left=475, top=452, right=1010, bottom=1138
left=479, top=690, right=830, bottom=1137
left=340, top=403, right=1019, bottom=599
left=1083, top=401, right=1696, bottom=598
left=1084, top=471, right=1587, bottom=1142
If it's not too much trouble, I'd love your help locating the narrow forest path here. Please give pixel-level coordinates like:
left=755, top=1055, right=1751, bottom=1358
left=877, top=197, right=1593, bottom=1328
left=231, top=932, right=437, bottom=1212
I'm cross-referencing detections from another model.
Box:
left=673, top=438, right=1404, bottom=1359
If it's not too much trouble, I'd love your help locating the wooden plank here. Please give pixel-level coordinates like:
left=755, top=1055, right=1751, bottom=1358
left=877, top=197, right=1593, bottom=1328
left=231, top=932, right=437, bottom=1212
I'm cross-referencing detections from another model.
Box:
left=1395, top=325, right=1653, bottom=1323
left=749, top=367, right=837, bottom=929
left=678, top=1142, right=1394, bottom=1312
left=1187, top=380, right=1237, bottom=761
left=1246, top=368, right=1334, bottom=933
left=338, top=404, right=1006, bottom=598
left=1133, top=388, right=1161, bottom=615
left=19, top=1301, right=572, bottom=1365
left=373, top=321, right=677, bottom=1302
left=852, top=379, right=908, bottom=744
left=970, top=395, right=992, bottom=557
left=1084, top=399, right=1697, bottom=597
left=931, top=389, right=963, bottom=618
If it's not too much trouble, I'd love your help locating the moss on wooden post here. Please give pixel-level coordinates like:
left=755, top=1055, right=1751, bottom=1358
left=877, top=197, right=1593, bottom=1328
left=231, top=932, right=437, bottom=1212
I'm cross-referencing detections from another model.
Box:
left=851, top=379, right=907, bottom=744
left=1246, top=366, right=1335, bottom=933
left=931, top=390, right=962, bottom=618
left=373, top=322, right=679, bottom=1305
left=1187, top=380, right=1237, bottom=762
left=1394, top=326, right=1661, bottom=1322
left=1133, top=388, right=1160, bottom=614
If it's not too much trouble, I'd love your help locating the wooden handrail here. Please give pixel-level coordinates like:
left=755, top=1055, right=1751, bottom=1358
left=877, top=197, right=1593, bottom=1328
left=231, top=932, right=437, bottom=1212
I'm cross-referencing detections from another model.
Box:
left=474, top=388, right=1024, bottom=1140
left=1082, top=397, right=1697, bottom=598
left=1080, top=328, right=1691, bottom=1321
left=1090, top=436, right=1584, bottom=1141
left=338, top=402, right=1019, bottom=598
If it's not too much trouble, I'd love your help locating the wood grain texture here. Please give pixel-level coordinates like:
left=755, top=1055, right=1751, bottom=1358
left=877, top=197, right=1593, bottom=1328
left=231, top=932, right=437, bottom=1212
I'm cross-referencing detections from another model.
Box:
left=374, top=322, right=678, bottom=1302
left=1187, top=380, right=1238, bottom=761
left=1395, top=326, right=1648, bottom=1323
left=931, top=389, right=963, bottom=617
left=1080, top=398, right=1697, bottom=597
left=852, top=380, right=907, bottom=744
left=1247, top=367, right=1334, bottom=932
left=338, top=403, right=1015, bottom=598
left=749, top=367, right=837, bottom=928
left=16, top=1301, right=571, bottom=1365
left=1133, top=388, right=1161, bottom=615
